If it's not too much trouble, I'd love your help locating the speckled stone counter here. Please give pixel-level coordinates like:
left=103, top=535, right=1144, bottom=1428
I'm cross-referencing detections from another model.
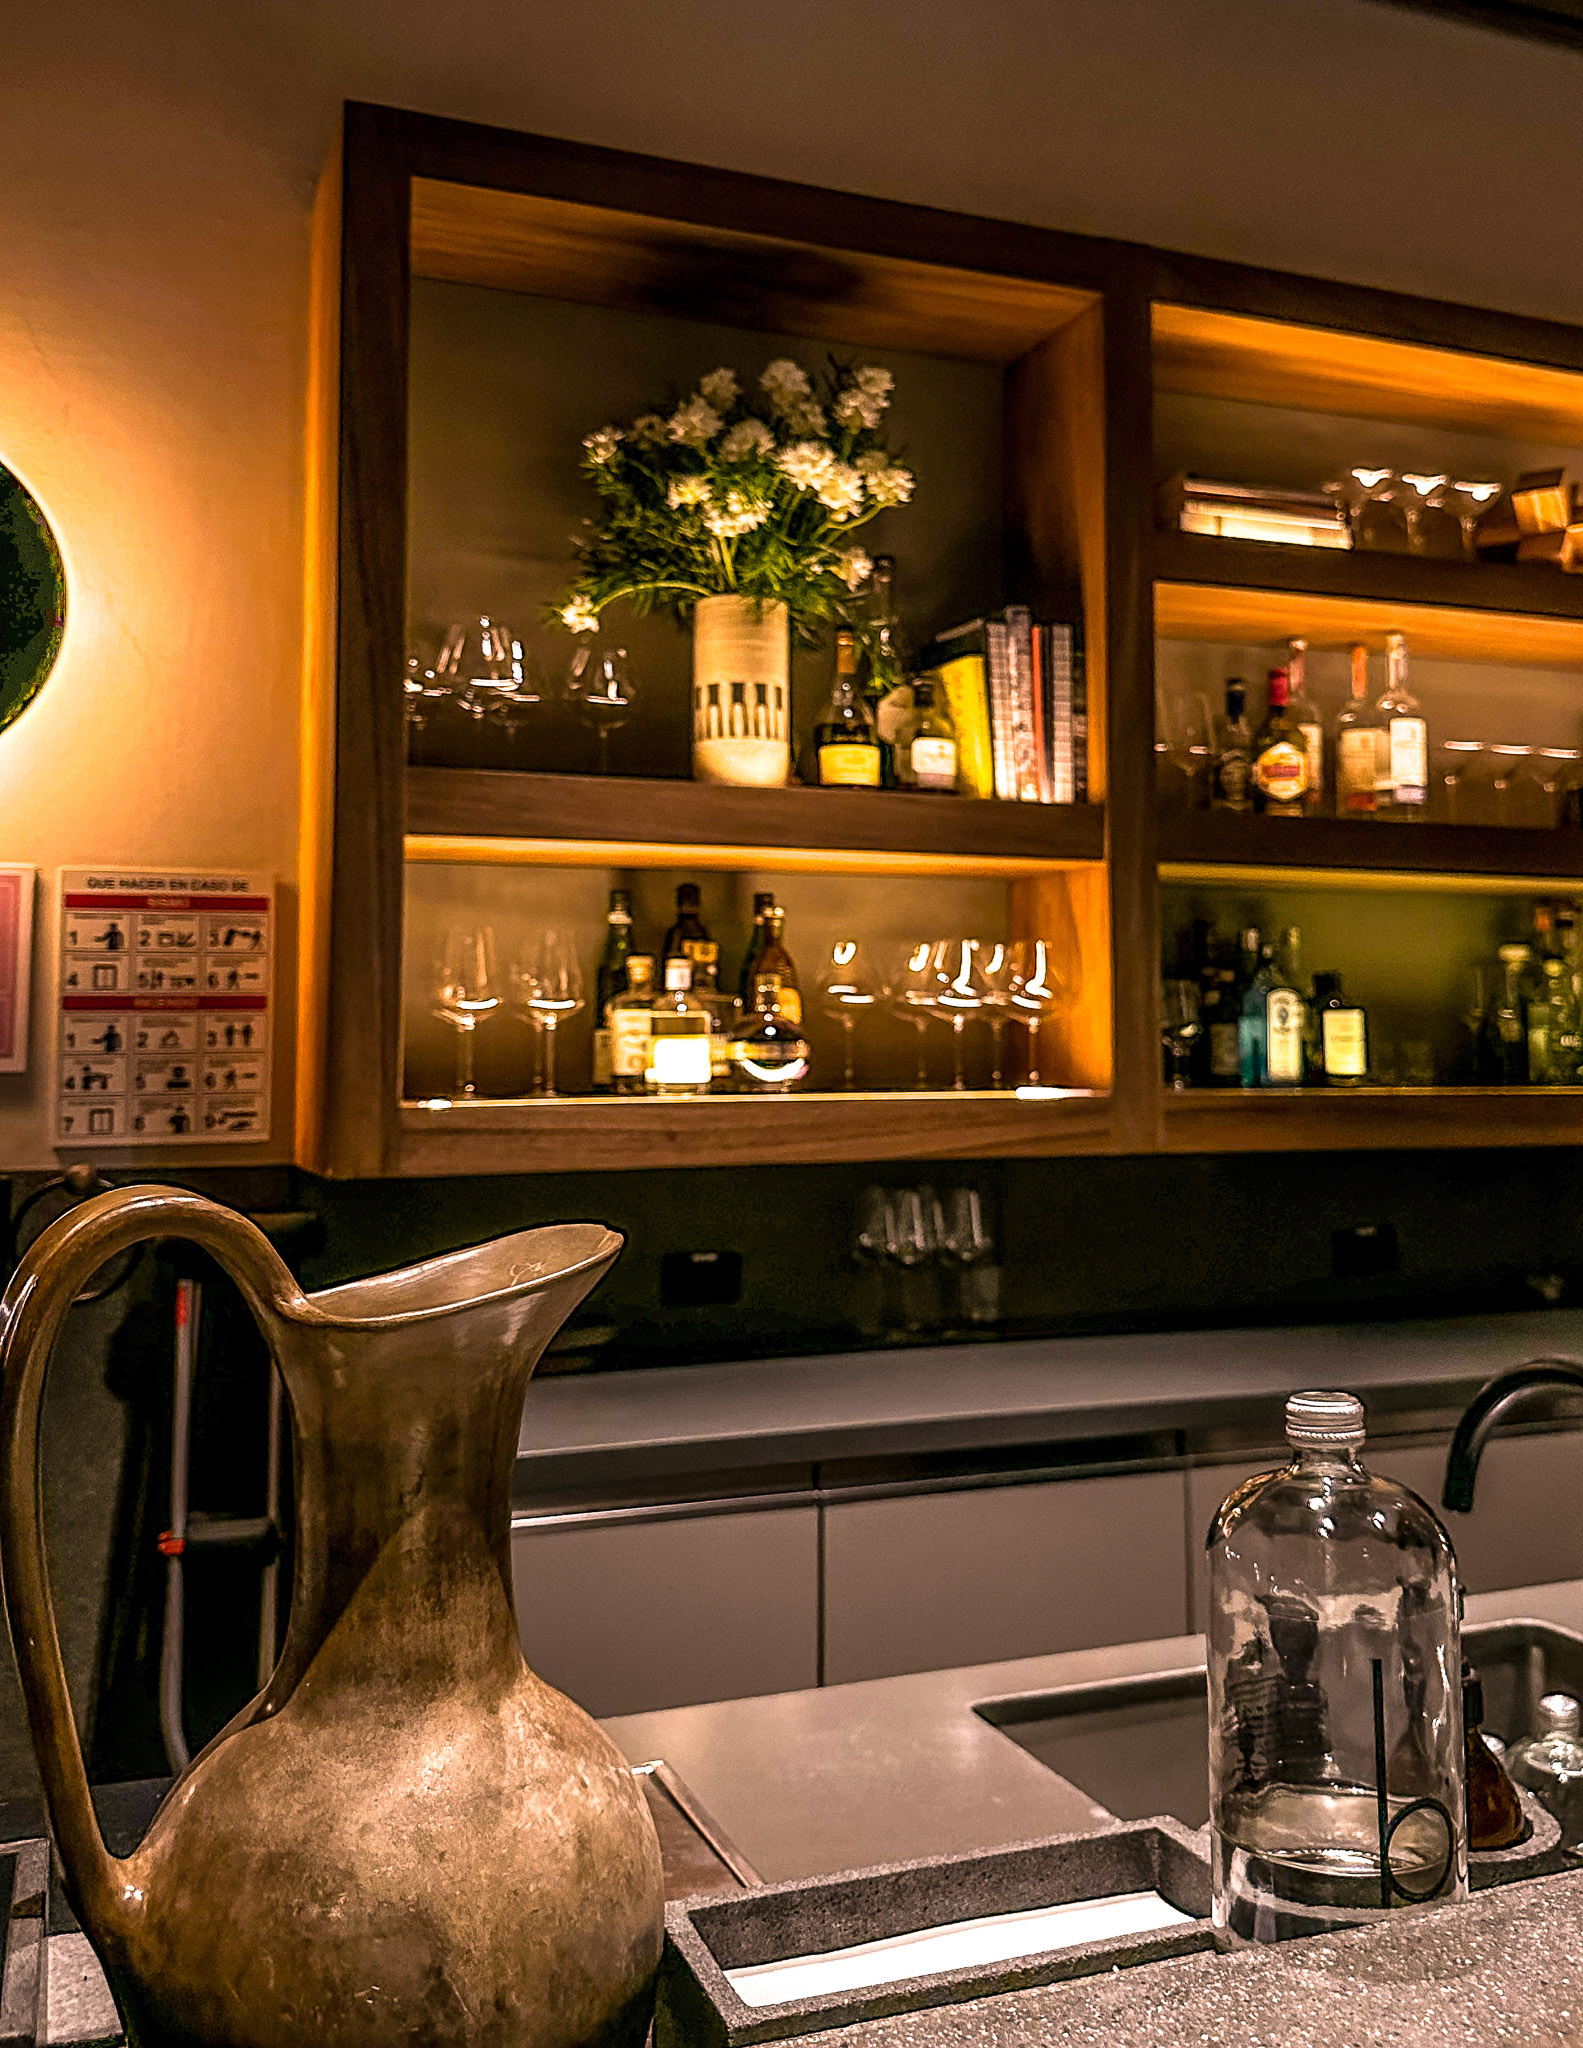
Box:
left=796, top=1868, right=1583, bottom=2048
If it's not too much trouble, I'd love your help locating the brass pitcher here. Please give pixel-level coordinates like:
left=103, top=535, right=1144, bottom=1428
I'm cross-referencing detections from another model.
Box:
left=0, top=1187, right=664, bottom=2048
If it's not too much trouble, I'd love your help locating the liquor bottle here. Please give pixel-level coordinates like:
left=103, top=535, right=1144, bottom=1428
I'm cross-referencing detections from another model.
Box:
left=1251, top=668, right=1309, bottom=817
left=1239, top=940, right=1304, bottom=1086
left=755, top=905, right=803, bottom=1024
left=1480, top=943, right=1533, bottom=1084
left=738, top=891, right=777, bottom=1005
left=689, top=941, right=738, bottom=1085
left=590, top=888, right=634, bottom=1093
left=1276, top=925, right=1318, bottom=1078
left=728, top=973, right=812, bottom=1090
left=1210, top=680, right=1254, bottom=812
left=815, top=630, right=883, bottom=788
left=644, top=957, right=713, bottom=1096
left=1313, top=971, right=1369, bottom=1085
left=1335, top=643, right=1381, bottom=816
left=1377, top=631, right=1428, bottom=818
left=661, top=883, right=712, bottom=968
left=1529, top=956, right=1582, bottom=1084
left=1202, top=933, right=1250, bottom=1087
left=899, top=679, right=959, bottom=792
left=608, top=954, right=657, bottom=1096
left=1287, top=639, right=1325, bottom=815
left=865, top=554, right=906, bottom=787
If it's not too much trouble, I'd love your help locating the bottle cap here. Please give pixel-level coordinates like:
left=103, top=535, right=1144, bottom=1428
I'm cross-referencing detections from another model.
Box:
left=1285, top=1389, right=1366, bottom=1448
left=1539, top=1692, right=1582, bottom=1736
left=1266, top=667, right=1290, bottom=706
left=1498, top=944, right=1533, bottom=964
left=626, top=953, right=655, bottom=983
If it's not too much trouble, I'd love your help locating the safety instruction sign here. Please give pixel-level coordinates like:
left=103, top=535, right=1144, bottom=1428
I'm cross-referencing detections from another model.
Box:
left=56, top=868, right=273, bottom=1147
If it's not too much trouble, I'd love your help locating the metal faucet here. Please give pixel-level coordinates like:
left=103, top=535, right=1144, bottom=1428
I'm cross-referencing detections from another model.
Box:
left=1442, top=1356, right=1583, bottom=1513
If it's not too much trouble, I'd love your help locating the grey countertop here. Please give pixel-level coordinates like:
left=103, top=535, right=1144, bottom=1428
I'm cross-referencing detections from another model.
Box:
left=603, top=1578, right=1583, bottom=1886
left=518, top=1307, right=1583, bottom=1489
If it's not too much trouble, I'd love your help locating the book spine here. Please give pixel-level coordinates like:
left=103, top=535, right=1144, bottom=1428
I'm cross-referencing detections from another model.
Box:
left=1048, top=623, right=1075, bottom=805
left=1005, top=606, right=1041, bottom=803
left=1071, top=635, right=1088, bottom=804
left=1030, top=626, right=1050, bottom=804
left=984, top=620, right=1014, bottom=801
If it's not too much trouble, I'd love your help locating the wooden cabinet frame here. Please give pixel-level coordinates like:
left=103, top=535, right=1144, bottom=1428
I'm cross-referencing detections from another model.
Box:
left=302, top=101, right=1583, bottom=1176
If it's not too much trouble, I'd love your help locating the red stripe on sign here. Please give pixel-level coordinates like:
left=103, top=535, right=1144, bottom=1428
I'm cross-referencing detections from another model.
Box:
left=64, top=894, right=269, bottom=912
left=61, top=994, right=268, bottom=1013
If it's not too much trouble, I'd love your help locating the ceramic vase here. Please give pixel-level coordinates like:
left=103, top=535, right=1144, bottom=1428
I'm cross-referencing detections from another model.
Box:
left=691, top=594, right=791, bottom=786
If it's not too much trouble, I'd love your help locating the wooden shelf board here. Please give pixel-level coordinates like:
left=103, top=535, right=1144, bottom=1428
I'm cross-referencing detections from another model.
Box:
left=396, top=1089, right=1111, bottom=1175
left=1156, top=529, right=1583, bottom=628
left=1152, top=301, right=1583, bottom=442
left=1163, top=1086, right=1583, bottom=1153
left=1155, top=579, right=1583, bottom=669
left=1158, top=813, right=1583, bottom=890
left=409, top=178, right=1098, bottom=363
left=405, top=769, right=1105, bottom=877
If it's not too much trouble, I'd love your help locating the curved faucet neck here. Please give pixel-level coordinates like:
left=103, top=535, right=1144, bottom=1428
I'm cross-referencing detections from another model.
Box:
left=1442, top=1357, right=1583, bottom=1514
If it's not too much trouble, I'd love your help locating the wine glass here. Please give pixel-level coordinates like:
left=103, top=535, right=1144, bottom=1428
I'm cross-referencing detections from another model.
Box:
left=566, top=642, right=635, bottom=774
left=403, top=650, right=448, bottom=746
left=1350, top=468, right=1400, bottom=552
left=1430, top=478, right=1502, bottom=558
left=1160, top=978, right=1202, bottom=1091
left=511, top=931, right=585, bottom=1099
left=817, top=939, right=884, bottom=1091
left=1155, top=684, right=1211, bottom=812
left=977, top=941, right=1018, bottom=1089
left=928, top=939, right=985, bottom=1091
left=936, top=1186, right=998, bottom=1327
left=433, top=927, right=500, bottom=1099
left=1006, top=937, right=1072, bottom=1088
left=436, top=616, right=525, bottom=723
left=1399, top=471, right=1449, bottom=553
left=887, top=941, right=942, bottom=1090
left=1322, top=472, right=1370, bottom=547
left=886, top=1186, right=938, bottom=1334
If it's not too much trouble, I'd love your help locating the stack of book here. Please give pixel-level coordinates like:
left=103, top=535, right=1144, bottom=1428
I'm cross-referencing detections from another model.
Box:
left=920, top=607, right=1087, bottom=804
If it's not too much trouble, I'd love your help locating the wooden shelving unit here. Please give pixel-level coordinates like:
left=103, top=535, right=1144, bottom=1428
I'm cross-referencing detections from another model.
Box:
left=299, top=101, right=1583, bottom=1174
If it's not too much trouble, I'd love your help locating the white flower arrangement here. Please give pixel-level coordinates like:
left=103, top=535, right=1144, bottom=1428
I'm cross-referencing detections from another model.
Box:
left=554, top=354, right=915, bottom=637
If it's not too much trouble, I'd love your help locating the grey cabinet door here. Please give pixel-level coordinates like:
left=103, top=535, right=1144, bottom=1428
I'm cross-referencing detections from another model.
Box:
left=822, top=1471, right=1189, bottom=1686
left=512, top=1505, right=819, bottom=1719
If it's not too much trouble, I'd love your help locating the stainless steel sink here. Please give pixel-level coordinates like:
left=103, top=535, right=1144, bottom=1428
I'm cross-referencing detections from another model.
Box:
left=974, top=1619, right=1583, bottom=1829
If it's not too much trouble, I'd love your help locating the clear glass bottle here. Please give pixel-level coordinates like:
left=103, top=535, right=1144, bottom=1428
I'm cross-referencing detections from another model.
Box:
left=1335, top=644, right=1382, bottom=817
left=607, top=954, right=656, bottom=1097
left=1239, top=942, right=1304, bottom=1087
left=644, top=957, right=713, bottom=1096
left=900, top=679, right=959, bottom=792
left=729, top=973, right=812, bottom=1090
left=1286, top=639, right=1324, bottom=815
left=1210, top=680, right=1254, bottom=812
left=1207, top=1390, right=1468, bottom=1947
left=1507, top=1693, right=1583, bottom=1847
left=1376, top=632, right=1427, bottom=818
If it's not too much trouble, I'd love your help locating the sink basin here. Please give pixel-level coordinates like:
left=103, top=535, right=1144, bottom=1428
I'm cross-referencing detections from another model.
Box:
left=974, top=1619, right=1583, bottom=1829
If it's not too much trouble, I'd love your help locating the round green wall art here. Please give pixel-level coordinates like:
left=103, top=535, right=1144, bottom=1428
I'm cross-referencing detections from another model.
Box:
left=0, top=461, right=66, bottom=735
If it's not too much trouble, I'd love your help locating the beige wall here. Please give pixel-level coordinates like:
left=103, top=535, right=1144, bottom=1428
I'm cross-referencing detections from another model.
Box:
left=2, top=0, right=1582, bottom=1168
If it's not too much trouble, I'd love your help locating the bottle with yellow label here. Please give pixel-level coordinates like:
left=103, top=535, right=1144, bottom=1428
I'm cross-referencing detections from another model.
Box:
left=1251, top=667, right=1310, bottom=818
left=754, top=906, right=802, bottom=1025
left=815, top=630, right=883, bottom=788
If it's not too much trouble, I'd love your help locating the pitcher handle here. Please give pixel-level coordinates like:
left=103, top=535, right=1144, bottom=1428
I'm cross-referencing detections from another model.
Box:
left=0, top=1185, right=304, bottom=1944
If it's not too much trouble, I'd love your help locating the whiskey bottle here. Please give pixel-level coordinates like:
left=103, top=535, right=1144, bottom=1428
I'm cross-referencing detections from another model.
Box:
left=1335, top=643, right=1382, bottom=816
left=816, top=631, right=883, bottom=787
left=1239, top=940, right=1304, bottom=1087
left=1210, top=680, right=1254, bottom=812
left=738, top=891, right=777, bottom=1005
left=1313, top=970, right=1369, bottom=1085
left=1287, top=639, right=1325, bottom=814
left=900, top=679, right=959, bottom=792
left=1377, top=631, right=1428, bottom=817
left=755, top=905, right=803, bottom=1024
left=608, top=954, right=657, bottom=1096
left=661, top=883, right=712, bottom=968
left=728, top=973, right=812, bottom=1090
left=1251, top=669, right=1310, bottom=817
left=644, top=957, right=713, bottom=1096
left=591, top=887, right=634, bottom=1092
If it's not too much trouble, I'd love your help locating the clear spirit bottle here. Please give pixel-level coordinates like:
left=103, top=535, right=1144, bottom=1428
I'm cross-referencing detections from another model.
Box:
left=1239, top=942, right=1304, bottom=1087
left=1335, top=644, right=1382, bottom=817
left=1376, top=632, right=1427, bottom=818
left=644, top=957, right=713, bottom=1096
left=608, top=954, right=657, bottom=1096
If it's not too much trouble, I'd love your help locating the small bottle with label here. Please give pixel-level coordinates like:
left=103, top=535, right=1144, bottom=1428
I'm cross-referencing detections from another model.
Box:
left=608, top=954, right=656, bottom=1096
left=1287, top=639, right=1325, bottom=815
left=1211, top=680, right=1254, bottom=812
left=1335, top=644, right=1382, bottom=817
left=644, top=957, right=713, bottom=1096
left=1376, top=632, right=1427, bottom=818
left=1252, top=669, right=1310, bottom=818
left=901, top=679, right=959, bottom=792
left=815, top=630, right=883, bottom=788
left=1240, top=942, right=1305, bottom=1087
left=1313, top=971, right=1369, bottom=1086
left=754, top=906, right=802, bottom=1024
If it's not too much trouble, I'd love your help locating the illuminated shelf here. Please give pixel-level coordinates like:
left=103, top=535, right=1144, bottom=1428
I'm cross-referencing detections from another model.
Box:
left=1163, top=1087, right=1583, bottom=1154
left=397, top=1089, right=1110, bottom=1175
left=405, top=769, right=1105, bottom=878
left=1158, top=812, right=1583, bottom=890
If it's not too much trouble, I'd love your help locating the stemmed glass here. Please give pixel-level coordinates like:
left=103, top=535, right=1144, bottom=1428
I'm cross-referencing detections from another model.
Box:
left=566, top=643, right=635, bottom=774
left=977, top=941, right=1018, bottom=1089
left=433, top=926, right=500, bottom=1099
left=817, top=939, right=885, bottom=1091
left=1160, top=979, right=1202, bottom=1091
left=1006, top=936, right=1073, bottom=1089
left=436, top=617, right=531, bottom=723
left=886, top=1187, right=938, bottom=1334
left=887, top=941, right=942, bottom=1090
left=1349, top=468, right=1399, bottom=551
left=1399, top=472, right=1449, bottom=553
left=511, top=931, right=585, bottom=1099
left=928, top=939, right=986, bottom=1091
left=935, top=1187, right=997, bottom=1328
left=1429, top=478, right=1501, bottom=557
left=1155, top=685, right=1211, bottom=811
